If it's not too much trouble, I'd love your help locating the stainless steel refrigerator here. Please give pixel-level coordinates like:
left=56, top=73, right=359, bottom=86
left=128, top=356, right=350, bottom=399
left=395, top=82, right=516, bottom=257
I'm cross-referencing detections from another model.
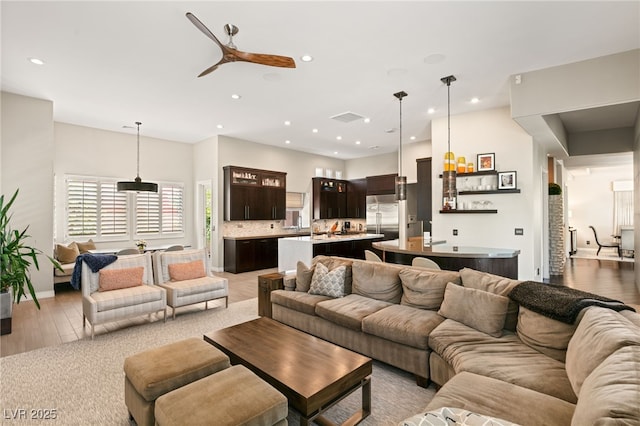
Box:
left=366, top=194, right=399, bottom=240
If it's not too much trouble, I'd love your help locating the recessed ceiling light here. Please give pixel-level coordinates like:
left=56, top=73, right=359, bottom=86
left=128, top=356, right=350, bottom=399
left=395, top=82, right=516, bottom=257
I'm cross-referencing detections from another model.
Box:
left=284, top=120, right=291, bottom=126
left=334, top=151, right=338, bottom=155
left=410, top=136, right=416, bottom=141
left=427, top=108, right=436, bottom=114
left=28, top=57, right=44, bottom=65
left=355, top=140, right=361, bottom=145
left=285, top=140, right=291, bottom=144
left=470, top=97, right=480, bottom=104
left=336, top=136, right=342, bottom=140
left=424, top=53, right=446, bottom=65
left=231, top=94, right=241, bottom=100
left=312, top=128, right=318, bottom=133
left=301, top=54, right=313, bottom=62
left=216, top=124, right=224, bottom=129
left=363, top=118, right=371, bottom=123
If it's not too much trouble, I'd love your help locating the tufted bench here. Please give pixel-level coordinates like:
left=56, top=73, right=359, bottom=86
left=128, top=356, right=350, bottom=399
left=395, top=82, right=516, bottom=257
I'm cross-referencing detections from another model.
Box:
left=155, top=364, right=288, bottom=426
left=124, top=337, right=231, bottom=426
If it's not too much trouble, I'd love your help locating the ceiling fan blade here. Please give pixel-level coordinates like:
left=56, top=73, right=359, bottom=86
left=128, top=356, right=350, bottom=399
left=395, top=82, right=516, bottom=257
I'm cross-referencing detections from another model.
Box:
left=198, top=63, right=220, bottom=77
left=186, top=12, right=224, bottom=49
left=233, top=50, right=296, bottom=68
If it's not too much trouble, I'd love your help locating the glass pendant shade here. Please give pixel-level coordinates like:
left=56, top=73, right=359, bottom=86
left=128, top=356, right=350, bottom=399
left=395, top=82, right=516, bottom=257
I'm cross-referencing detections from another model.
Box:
left=395, top=176, right=407, bottom=201
left=441, top=75, right=457, bottom=209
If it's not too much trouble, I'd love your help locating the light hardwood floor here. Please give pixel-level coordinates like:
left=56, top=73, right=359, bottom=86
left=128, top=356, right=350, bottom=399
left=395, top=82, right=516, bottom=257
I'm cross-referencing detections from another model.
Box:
left=2, top=259, right=638, bottom=357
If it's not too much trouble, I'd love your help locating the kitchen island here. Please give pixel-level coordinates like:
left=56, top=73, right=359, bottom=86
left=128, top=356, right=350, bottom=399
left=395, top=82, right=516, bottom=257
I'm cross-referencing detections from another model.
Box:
left=278, top=233, right=384, bottom=273
left=373, top=238, right=521, bottom=279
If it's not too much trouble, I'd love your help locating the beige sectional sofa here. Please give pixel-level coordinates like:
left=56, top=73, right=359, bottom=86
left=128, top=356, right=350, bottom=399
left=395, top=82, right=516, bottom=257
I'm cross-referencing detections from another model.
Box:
left=271, top=255, right=640, bottom=425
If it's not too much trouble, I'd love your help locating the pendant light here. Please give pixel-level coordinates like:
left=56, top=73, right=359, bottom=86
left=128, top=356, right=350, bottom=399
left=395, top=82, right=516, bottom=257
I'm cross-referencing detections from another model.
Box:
left=394, top=90, right=408, bottom=201
left=441, top=75, right=457, bottom=210
left=117, top=122, right=158, bottom=192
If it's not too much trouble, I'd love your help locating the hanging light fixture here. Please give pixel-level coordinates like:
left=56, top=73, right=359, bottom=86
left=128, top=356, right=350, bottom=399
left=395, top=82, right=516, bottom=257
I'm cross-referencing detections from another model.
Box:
left=441, top=75, right=457, bottom=210
left=117, top=122, right=158, bottom=192
left=394, top=90, right=408, bottom=201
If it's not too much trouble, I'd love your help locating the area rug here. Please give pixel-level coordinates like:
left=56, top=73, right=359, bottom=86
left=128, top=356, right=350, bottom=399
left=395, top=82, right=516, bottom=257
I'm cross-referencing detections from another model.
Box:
left=0, top=298, right=434, bottom=425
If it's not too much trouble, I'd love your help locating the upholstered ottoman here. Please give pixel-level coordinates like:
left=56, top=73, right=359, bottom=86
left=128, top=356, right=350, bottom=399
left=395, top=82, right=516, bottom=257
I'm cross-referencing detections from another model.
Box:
left=124, top=337, right=231, bottom=426
left=154, top=364, right=289, bottom=426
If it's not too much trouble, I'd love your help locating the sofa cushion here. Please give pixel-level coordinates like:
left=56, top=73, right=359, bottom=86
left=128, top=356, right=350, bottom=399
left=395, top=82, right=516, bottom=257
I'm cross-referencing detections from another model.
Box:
left=308, top=262, right=346, bottom=298
left=271, top=290, right=331, bottom=316
left=315, top=294, right=391, bottom=331
left=351, top=260, right=402, bottom=303
left=92, top=284, right=163, bottom=312
left=460, top=268, right=521, bottom=331
left=295, top=261, right=314, bottom=292
left=54, top=262, right=75, bottom=277
left=517, top=307, right=579, bottom=362
left=56, top=242, right=80, bottom=264
left=168, top=259, right=206, bottom=281
left=76, top=239, right=96, bottom=253
left=98, top=266, right=144, bottom=292
left=566, top=306, right=640, bottom=396
left=160, top=276, right=226, bottom=297
left=362, top=304, right=444, bottom=350
left=438, top=283, right=509, bottom=338
left=399, top=268, right=461, bottom=310
left=572, top=346, right=640, bottom=425
left=424, top=372, right=575, bottom=426
left=429, top=319, right=576, bottom=403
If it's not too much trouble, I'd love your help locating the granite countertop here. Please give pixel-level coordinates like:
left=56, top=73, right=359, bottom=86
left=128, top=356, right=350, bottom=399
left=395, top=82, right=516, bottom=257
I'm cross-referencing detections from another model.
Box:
left=223, top=231, right=311, bottom=241
left=373, top=238, right=520, bottom=258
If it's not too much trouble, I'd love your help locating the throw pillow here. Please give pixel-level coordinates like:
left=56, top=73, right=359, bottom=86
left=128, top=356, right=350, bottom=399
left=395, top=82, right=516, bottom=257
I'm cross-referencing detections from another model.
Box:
left=460, top=267, right=522, bottom=331
left=351, top=260, right=402, bottom=303
left=295, top=261, right=314, bottom=292
left=98, top=266, right=144, bottom=291
left=168, top=260, right=206, bottom=281
left=313, top=256, right=353, bottom=294
left=402, top=407, right=518, bottom=426
left=76, top=239, right=96, bottom=253
left=399, top=268, right=462, bottom=310
left=56, top=242, right=80, bottom=264
left=438, top=282, right=509, bottom=337
left=308, top=262, right=346, bottom=298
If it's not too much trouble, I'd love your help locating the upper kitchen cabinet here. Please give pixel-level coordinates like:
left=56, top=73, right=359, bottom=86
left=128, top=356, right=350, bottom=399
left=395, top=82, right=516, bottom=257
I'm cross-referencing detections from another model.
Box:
left=312, top=177, right=347, bottom=219
left=347, top=178, right=366, bottom=219
left=224, top=166, right=286, bottom=221
left=366, top=173, right=397, bottom=195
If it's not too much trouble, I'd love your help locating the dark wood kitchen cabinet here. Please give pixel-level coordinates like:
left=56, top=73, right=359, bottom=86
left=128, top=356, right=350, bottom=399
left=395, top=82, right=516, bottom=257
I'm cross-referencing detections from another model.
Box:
left=347, top=178, right=366, bottom=219
left=366, top=173, right=397, bottom=195
left=224, top=237, right=279, bottom=273
left=312, top=178, right=347, bottom=219
left=224, top=166, right=286, bottom=221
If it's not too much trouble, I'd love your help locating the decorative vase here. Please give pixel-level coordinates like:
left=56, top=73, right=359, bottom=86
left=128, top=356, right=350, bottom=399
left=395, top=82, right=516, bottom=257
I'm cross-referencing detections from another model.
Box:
left=1, top=291, right=13, bottom=335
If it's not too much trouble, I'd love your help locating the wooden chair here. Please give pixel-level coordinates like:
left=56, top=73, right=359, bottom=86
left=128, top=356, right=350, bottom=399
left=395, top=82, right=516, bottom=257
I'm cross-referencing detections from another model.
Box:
left=589, top=226, right=621, bottom=257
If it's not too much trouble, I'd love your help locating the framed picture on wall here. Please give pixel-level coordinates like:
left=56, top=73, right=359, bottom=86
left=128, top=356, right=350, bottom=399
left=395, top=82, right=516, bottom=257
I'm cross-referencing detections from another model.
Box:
left=477, top=153, right=495, bottom=171
left=498, top=171, right=517, bottom=190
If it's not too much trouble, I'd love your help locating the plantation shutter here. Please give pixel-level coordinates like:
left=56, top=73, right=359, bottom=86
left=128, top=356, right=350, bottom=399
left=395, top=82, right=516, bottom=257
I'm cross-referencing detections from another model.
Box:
left=162, top=184, right=184, bottom=233
left=135, top=192, right=160, bottom=234
left=67, top=179, right=98, bottom=237
left=100, top=182, right=128, bottom=235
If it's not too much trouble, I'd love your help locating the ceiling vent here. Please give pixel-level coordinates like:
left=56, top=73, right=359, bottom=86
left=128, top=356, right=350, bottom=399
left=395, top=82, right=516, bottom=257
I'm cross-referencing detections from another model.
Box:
left=330, top=111, right=365, bottom=123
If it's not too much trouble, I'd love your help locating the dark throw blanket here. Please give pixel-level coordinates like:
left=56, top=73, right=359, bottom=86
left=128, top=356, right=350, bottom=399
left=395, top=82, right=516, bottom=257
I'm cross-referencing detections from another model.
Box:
left=70, top=253, right=118, bottom=290
left=509, top=281, right=636, bottom=324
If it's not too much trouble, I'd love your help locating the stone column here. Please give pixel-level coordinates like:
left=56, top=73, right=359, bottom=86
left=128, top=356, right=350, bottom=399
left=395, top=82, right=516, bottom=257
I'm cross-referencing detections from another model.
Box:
left=549, top=194, right=565, bottom=275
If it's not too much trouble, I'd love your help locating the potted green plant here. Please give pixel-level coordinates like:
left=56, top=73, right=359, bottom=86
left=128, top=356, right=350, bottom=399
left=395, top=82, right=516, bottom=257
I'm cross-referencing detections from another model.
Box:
left=1, top=189, right=61, bottom=335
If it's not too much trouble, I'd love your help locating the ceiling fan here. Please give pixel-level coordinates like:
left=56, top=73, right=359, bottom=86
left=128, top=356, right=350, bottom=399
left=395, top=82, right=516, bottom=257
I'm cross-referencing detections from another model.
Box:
left=186, top=12, right=296, bottom=77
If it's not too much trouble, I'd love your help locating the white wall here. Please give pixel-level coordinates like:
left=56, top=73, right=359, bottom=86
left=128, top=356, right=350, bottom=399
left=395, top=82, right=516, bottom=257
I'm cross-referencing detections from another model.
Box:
left=431, top=107, right=539, bottom=280
left=1, top=92, right=56, bottom=299
left=567, top=168, right=633, bottom=248
left=53, top=122, right=195, bottom=250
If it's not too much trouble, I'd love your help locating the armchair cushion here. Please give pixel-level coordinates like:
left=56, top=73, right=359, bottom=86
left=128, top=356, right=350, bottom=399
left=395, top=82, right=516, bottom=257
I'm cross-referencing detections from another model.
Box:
left=168, top=260, right=205, bottom=281
left=155, top=249, right=209, bottom=284
left=99, top=266, right=144, bottom=292
left=91, top=284, right=164, bottom=312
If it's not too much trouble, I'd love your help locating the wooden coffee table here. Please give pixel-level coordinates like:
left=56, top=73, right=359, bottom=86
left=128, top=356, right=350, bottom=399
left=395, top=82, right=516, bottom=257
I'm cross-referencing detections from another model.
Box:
left=204, top=317, right=372, bottom=426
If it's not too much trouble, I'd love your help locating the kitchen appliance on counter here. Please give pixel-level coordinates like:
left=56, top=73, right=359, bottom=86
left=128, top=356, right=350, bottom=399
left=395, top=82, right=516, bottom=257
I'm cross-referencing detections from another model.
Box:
left=366, top=194, right=399, bottom=240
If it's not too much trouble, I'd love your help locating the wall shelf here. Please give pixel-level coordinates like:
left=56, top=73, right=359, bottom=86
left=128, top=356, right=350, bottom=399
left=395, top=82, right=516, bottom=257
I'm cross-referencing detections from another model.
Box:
left=439, top=170, right=498, bottom=178
left=439, top=209, right=498, bottom=214
left=459, top=189, right=521, bottom=195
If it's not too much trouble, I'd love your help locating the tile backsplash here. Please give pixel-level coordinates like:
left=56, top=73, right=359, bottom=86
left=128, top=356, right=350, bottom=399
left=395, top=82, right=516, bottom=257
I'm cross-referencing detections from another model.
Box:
left=223, top=219, right=367, bottom=237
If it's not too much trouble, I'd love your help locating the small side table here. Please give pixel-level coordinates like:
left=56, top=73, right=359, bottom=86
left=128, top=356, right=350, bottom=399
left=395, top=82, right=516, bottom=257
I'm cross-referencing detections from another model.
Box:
left=258, top=273, right=284, bottom=318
